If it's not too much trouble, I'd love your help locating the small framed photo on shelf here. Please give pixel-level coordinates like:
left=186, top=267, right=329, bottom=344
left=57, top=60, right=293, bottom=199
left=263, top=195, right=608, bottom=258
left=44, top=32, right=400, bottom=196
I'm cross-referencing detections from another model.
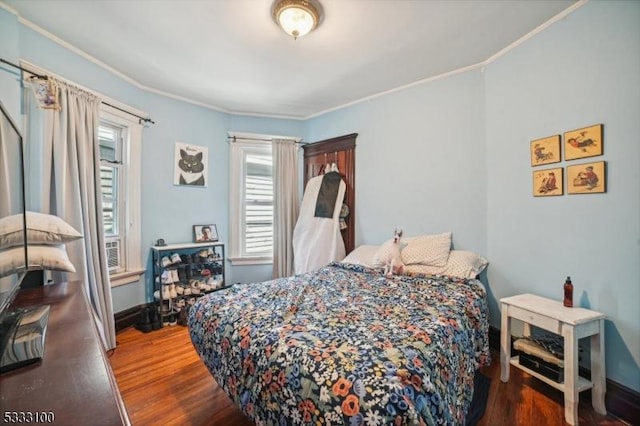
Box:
left=533, top=167, right=563, bottom=197
left=193, top=224, right=218, bottom=242
left=564, top=124, right=603, bottom=161
left=567, top=161, right=606, bottom=194
left=530, top=135, right=560, bottom=166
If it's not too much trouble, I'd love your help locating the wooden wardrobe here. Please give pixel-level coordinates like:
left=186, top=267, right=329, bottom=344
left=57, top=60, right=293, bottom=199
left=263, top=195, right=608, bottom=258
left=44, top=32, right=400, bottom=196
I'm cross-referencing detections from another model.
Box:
left=302, top=133, right=357, bottom=254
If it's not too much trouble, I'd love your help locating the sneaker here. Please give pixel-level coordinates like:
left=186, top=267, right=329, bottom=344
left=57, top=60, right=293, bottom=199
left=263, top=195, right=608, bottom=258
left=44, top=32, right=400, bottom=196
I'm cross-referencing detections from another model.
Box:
left=161, top=256, right=172, bottom=267
left=169, top=284, right=177, bottom=299
left=170, top=269, right=180, bottom=283
left=190, top=279, right=201, bottom=295
left=200, top=280, right=211, bottom=292
left=183, top=286, right=192, bottom=296
left=171, top=253, right=182, bottom=264
left=161, top=270, right=173, bottom=284
left=162, top=285, right=171, bottom=300
left=175, top=284, right=184, bottom=295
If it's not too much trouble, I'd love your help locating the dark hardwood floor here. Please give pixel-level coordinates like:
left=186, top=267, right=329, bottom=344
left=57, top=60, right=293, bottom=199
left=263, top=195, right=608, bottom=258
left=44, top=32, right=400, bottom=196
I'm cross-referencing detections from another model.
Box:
left=109, top=325, right=628, bottom=426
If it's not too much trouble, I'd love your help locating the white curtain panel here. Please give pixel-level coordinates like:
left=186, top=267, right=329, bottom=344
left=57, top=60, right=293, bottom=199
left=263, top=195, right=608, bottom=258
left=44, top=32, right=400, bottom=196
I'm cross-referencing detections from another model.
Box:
left=272, top=139, right=299, bottom=278
left=39, top=78, right=115, bottom=350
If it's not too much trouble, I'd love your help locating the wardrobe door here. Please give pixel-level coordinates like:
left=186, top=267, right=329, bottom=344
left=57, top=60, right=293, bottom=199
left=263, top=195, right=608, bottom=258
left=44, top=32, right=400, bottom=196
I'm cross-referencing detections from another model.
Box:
left=303, top=133, right=357, bottom=254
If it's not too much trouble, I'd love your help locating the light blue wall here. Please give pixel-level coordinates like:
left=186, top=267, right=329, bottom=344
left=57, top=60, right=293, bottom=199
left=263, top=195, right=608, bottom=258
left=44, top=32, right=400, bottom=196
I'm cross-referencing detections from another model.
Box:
left=484, top=1, right=640, bottom=391
left=0, top=1, right=637, bottom=392
left=305, top=70, right=487, bottom=253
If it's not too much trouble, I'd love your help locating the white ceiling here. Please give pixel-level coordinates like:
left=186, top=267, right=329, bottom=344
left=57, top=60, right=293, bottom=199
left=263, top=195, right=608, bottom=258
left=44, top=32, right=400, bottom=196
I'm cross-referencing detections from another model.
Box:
left=3, top=0, right=578, bottom=119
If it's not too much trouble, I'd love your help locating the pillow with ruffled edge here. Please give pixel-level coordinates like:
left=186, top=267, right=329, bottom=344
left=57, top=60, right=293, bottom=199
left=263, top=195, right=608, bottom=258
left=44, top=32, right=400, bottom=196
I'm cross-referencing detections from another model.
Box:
left=0, top=211, right=83, bottom=249
left=405, top=250, right=488, bottom=279
left=0, top=244, right=76, bottom=278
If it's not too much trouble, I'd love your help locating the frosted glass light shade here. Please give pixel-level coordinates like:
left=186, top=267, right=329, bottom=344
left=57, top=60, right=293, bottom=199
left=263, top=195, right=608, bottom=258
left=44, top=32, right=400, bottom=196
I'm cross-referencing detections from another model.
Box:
left=272, top=0, right=321, bottom=39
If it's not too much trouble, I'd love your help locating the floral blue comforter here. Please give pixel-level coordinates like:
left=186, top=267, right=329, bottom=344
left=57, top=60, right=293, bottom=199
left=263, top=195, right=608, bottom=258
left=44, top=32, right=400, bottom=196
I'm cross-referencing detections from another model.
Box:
left=188, top=262, right=490, bottom=425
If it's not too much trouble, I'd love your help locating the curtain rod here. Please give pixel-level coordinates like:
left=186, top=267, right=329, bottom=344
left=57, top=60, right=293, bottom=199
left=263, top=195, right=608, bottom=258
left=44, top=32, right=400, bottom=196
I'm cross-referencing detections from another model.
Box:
left=0, top=58, right=155, bottom=125
left=228, top=135, right=306, bottom=145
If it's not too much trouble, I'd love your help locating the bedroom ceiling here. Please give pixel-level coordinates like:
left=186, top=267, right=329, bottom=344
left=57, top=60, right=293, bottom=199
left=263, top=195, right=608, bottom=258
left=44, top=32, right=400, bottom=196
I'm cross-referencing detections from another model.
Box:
left=2, top=0, right=578, bottom=119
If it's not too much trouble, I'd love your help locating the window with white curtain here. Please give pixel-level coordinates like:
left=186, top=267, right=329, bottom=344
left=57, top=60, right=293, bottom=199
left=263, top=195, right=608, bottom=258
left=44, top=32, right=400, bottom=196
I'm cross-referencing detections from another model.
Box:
left=229, top=137, right=274, bottom=264
left=98, top=106, right=145, bottom=286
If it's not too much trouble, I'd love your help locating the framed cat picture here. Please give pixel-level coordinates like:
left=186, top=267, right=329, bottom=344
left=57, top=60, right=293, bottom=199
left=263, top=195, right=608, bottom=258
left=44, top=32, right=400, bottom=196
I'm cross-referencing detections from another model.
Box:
left=174, top=142, right=208, bottom=187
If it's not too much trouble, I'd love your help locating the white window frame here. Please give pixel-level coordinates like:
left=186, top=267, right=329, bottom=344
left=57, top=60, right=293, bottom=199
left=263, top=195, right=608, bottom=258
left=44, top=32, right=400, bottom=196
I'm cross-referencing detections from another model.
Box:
left=229, top=132, right=275, bottom=265
left=100, top=105, right=145, bottom=287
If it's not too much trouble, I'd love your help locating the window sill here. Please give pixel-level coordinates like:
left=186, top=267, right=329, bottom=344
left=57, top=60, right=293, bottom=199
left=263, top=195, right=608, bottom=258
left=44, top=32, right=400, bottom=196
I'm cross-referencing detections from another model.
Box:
left=109, top=268, right=146, bottom=287
left=228, top=256, right=272, bottom=266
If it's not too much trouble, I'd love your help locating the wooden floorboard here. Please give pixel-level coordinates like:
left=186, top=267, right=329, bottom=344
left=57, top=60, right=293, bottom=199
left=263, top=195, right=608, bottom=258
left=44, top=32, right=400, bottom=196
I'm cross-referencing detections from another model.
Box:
left=109, top=325, right=628, bottom=426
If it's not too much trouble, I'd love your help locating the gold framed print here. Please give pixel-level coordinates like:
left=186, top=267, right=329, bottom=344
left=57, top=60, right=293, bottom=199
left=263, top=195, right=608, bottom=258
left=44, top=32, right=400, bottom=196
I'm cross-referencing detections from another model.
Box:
left=567, top=161, right=606, bottom=194
left=530, top=135, right=560, bottom=166
left=564, top=124, right=603, bottom=161
left=533, top=167, right=563, bottom=197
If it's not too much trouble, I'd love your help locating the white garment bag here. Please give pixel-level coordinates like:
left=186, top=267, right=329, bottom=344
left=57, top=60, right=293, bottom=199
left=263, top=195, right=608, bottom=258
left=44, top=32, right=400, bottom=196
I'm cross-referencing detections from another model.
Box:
left=293, top=166, right=346, bottom=274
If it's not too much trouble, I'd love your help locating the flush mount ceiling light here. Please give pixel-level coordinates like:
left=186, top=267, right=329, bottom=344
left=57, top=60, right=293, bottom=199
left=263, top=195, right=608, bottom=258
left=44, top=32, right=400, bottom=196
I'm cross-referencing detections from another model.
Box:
left=272, top=0, right=323, bottom=40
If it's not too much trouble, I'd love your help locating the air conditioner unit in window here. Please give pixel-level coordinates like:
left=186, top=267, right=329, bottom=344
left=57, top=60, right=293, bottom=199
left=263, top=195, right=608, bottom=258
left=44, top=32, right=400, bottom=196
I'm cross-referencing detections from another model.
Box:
left=106, top=240, right=122, bottom=273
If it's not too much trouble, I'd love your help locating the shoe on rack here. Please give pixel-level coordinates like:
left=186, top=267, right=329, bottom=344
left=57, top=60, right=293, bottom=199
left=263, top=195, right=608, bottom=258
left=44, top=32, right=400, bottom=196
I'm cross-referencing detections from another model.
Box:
left=170, top=269, right=180, bottom=283
left=201, top=268, right=211, bottom=278
left=154, top=290, right=161, bottom=300
left=175, top=284, right=184, bottom=295
left=200, top=280, right=211, bottom=292
left=190, top=279, right=201, bottom=295
left=183, top=286, right=192, bottom=296
left=162, top=285, right=171, bottom=300
left=161, top=270, right=173, bottom=284
left=169, top=284, right=177, bottom=299
left=161, top=256, right=171, bottom=267
left=171, top=253, right=182, bottom=264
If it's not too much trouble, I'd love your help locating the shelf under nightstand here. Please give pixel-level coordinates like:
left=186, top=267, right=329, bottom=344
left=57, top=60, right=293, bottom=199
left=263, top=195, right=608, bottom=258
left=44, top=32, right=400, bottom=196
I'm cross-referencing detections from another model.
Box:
left=500, top=293, right=606, bottom=425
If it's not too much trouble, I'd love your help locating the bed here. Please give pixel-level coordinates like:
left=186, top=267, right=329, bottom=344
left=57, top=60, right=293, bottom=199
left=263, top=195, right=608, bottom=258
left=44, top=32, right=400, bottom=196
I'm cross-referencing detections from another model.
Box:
left=188, top=241, right=491, bottom=425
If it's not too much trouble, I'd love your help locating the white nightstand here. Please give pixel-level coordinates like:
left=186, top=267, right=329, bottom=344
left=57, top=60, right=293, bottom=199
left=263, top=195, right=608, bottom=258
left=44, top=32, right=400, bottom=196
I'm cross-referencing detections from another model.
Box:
left=500, top=293, right=606, bottom=425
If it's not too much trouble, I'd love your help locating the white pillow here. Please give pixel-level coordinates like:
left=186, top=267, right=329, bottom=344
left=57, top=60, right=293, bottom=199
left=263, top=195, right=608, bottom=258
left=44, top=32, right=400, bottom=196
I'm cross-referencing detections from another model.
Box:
left=373, top=232, right=452, bottom=268
left=401, top=232, right=451, bottom=266
left=341, top=245, right=379, bottom=267
left=405, top=250, right=488, bottom=279
left=0, top=245, right=76, bottom=278
left=0, top=211, right=83, bottom=249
